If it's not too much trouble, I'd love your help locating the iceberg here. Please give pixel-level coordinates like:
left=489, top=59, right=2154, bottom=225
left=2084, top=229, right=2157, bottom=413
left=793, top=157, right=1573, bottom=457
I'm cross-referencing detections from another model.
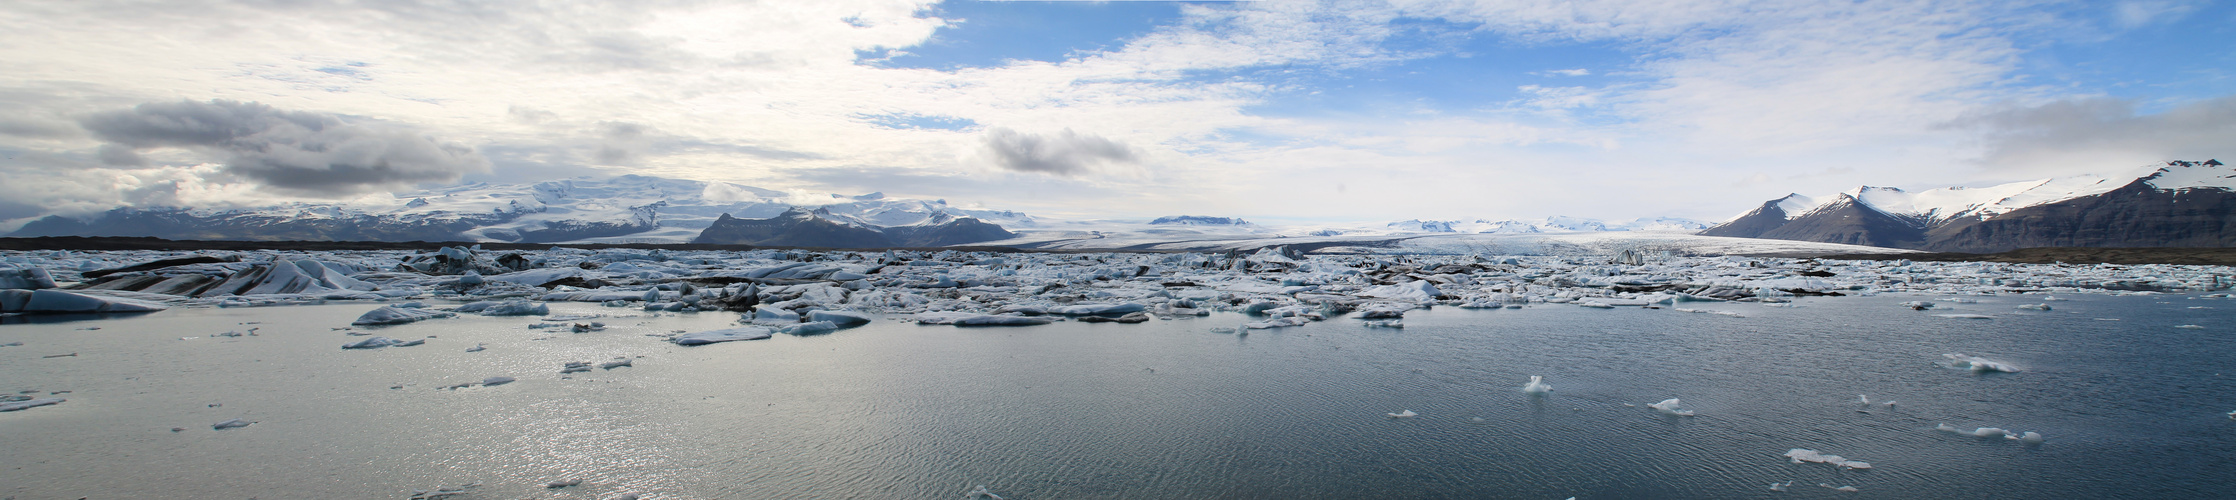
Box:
left=1523, top=375, right=1552, bottom=394
left=807, top=310, right=873, bottom=327
left=481, top=376, right=516, bottom=386
left=1359, top=281, right=1442, bottom=302
left=1648, top=398, right=1695, bottom=416
left=341, top=336, right=410, bottom=349
left=0, top=398, right=64, bottom=412
left=671, top=327, right=774, bottom=345
left=0, top=289, right=168, bottom=313
left=212, top=418, right=255, bottom=430
left=1783, top=448, right=1870, bottom=469
left=914, top=312, right=1053, bottom=326
left=1941, top=353, right=2020, bottom=373
left=350, top=305, right=456, bottom=326
left=1386, top=410, right=1418, bottom=418
left=779, top=321, right=840, bottom=335
left=0, top=267, right=56, bottom=289
left=456, top=299, right=549, bottom=316
left=1051, top=303, right=1147, bottom=316
left=1936, top=423, right=2046, bottom=443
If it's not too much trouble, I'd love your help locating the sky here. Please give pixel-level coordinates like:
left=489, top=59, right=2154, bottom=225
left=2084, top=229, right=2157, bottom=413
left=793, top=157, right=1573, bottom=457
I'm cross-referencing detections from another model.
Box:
left=0, top=0, right=2231, bottom=229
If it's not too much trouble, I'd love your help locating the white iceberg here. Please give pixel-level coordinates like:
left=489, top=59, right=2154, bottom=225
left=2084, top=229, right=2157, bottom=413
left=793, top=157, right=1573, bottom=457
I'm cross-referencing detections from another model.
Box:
left=1941, top=353, right=2020, bottom=373
left=341, top=336, right=410, bottom=349
left=1386, top=410, right=1417, bottom=418
left=1783, top=448, right=1870, bottom=469
left=807, top=310, right=873, bottom=327
left=1523, top=375, right=1552, bottom=394
left=671, top=327, right=774, bottom=345
left=1648, top=398, right=1695, bottom=416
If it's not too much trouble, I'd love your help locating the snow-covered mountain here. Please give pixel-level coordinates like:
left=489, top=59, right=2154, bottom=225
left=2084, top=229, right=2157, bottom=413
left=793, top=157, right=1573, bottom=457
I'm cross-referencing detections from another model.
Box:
left=9, top=175, right=1036, bottom=245
left=1703, top=160, right=2235, bottom=251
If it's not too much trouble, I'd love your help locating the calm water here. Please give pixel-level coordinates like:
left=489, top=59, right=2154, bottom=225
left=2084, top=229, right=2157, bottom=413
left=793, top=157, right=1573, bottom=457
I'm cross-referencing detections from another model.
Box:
left=1, top=293, right=2232, bottom=499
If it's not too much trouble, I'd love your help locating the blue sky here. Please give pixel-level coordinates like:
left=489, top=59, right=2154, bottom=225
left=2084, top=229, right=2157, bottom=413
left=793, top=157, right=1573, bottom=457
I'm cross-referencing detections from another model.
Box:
left=0, top=0, right=2230, bottom=228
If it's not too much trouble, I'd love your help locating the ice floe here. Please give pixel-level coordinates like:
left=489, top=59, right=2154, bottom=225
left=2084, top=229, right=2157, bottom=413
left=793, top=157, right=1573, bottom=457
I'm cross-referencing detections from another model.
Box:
left=0, top=289, right=168, bottom=313
left=1936, top=424, right=2045, bottom=443
left=1783, top=448, right=1871, bottom=469
left=670, top=327, right=774, bottom=345
left=1649, top=398, right=1695, bottom=416
left=1941, top=354, right=2020, bottom=373
left=0, top=398, right=64, bottom=412
left=1386, top=410, right=1417, bottom=418
left=1523, top=375, right=1552, bottom=394
left=351, top=305, right=457, bottom=326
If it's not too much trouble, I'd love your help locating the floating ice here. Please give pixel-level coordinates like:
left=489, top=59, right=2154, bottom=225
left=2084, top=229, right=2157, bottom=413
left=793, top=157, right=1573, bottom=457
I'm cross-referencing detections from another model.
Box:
left=1933, top=313, right=1994, bottom=319
left=671, top=327, right=774, bottom=345
left=779, top=321, right=840, bottom=335
left=1523, top=376, right=1552, bottom=394
left=545, top=479, right=581, bottom=488
left=1649, top=398, right=1695, bottom=416
left=914, top=311, right=1055, bottom=326
left=1386, top=410, right=1418, bottom=418
left=966, top=485, right=1004, bottom=500
left=1769, top=481, right=1793, bottom=492
left=481, top=376, right=515, bottom=386
left=0, top=398, right=63, bottom=412
left=342, top=336, right=410, bottom=349
left=1783, top=448, right=1870, bottom=469
left=807, top=310, right=873, bottom=327
left=1900, top=301, right=1935, bottom=310
left=1936, top=423, right=2045, bottom=443
left=456, top=299, right=548, bottom=316
left=0, top=289, right=168, bottom=313
left=1941, top=353, right=2020, bottom=373
left=1051, top=303, right=1147, bottom=316
left=600, top=358, right=633, bottom=369
left=0, top=267, right=55, bottom=289
left=212, top=418, right=255, bottom=430
left=2174, top=324, right=2205, bottom=329
left=465, top=343, right=486, bottom=352
left=1818, top=483, right=1859, bottom=492
left=1362, top=319, right=1403, bottom=328
left=350, top=305, right=456, bottom=326
left=2015, top=303, right=2052, bottom=310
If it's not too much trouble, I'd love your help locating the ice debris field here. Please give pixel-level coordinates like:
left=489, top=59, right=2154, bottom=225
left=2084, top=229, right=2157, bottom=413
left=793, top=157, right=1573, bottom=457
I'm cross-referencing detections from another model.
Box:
left=3, top=245, right=2233, bottom=497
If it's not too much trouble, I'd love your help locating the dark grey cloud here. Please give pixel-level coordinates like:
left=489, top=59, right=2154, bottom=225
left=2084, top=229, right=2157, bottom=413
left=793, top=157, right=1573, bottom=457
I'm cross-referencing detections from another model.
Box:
left=77, top=99, right=489, bottom=195
left=1946, top=96, right=2236, bottom=168
left=587, top=120, right=819, bottom=166
left=979, top=127, right=1139, bottom=176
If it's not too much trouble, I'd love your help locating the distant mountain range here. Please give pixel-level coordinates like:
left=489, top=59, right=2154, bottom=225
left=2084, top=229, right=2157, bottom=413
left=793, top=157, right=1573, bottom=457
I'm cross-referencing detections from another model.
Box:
left=7, top=160, right=2227, bottom=253
left=1701, top=160, right=2233, bottom=252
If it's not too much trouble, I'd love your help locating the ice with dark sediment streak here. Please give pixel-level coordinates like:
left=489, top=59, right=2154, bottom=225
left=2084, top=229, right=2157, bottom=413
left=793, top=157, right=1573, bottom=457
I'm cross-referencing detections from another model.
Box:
left=350, top=305, right=456, bottom=326
left=1649, top=398, right=1695, bottom=416
left=342, top=336, right=409, bottom=349
left=600, top=358, right=632, bottom=369
left=779, top=321, right=839, bottom=335
left=1941, top=353, right=2020, bottom=373
left=670, top=327, right=773, bottom=345
left=212, top=418, right=254, bottom=430
left=1523, top=376, right=1552, bottom=394
left=807, top=309, right=873, bottom=326
left=480, top=376, right=515, bottom=386
left=1784, top=448, right=1871, bottom=469
left=0, top=398, right=64, bottom=412
left=0, top=289, right=167, bottom=313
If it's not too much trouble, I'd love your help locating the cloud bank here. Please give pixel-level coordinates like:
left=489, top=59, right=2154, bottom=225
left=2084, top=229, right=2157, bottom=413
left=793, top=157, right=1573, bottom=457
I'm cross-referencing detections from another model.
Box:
left=978, top=128, right=1139, bottom=176
left=77, top=99, right=488, bottom=195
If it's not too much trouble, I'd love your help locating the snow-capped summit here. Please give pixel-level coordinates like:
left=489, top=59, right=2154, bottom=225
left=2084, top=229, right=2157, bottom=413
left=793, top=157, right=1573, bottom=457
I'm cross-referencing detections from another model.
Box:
left=1704, top=160, right=2235, bottom=251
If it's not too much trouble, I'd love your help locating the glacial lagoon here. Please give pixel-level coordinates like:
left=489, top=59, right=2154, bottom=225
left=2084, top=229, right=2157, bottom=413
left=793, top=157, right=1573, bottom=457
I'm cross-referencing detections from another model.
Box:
left=3, top=293, right=2232, bottom=499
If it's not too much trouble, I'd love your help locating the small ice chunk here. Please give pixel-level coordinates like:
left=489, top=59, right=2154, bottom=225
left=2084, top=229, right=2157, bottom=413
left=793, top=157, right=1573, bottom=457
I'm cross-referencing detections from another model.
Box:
left=1523, top=375, right=1552, bottom=394
left=1386, top=410, right=1417, bottom=418
left=807, top=309, right=873, bottom=326
left=966, top=485, right=1004, bottom=500
left=1783, top=448, right=1870, bottom=469
left=600, top=358, right=633, bottom=369
left=1818, top=483, right=1859, bottom=492
left=2174, top=324, right=2205, bottom=329
left=671, top=327, right=773, bottom=345
left=561, top=361, right=593, bottom=374
left=1857, top=394, right=1870, bottom=404
left=1932, top=313, right=1994, bottom=319
left=545, top=479, right=581, bottom=488
left=1207, top=327, right=1238, bottom=334
left=212, top=418, right=255, bottom=430
left=778, top=321, right=840, bottom=335
left=1649, top=398, right=1695, bottom=416
left=342, top=336, right=407, bottom=349
left=465, top=343, right=486, bottom=352
left=0, top=397, right=63, bottom=412
left=1941, top=353, right=2020, bottom=373
left=2015, top=303, right=2051, bottom=311
left=481, top=376, right=515, bottom=386
left=1900, top=301, right=1935, bottom=310
left=1768, top=481, right=1793, bottom=492
left=1362, top=319, right=1403, bottom=328
left=350, top=305, right=456, bottom=326
left=2013, top=431, right=2045, bottom=443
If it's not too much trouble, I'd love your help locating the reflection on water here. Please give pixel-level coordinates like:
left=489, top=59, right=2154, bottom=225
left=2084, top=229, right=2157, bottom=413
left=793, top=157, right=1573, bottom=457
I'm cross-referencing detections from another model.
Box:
left=1, top=294, right=2233, bottom=499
